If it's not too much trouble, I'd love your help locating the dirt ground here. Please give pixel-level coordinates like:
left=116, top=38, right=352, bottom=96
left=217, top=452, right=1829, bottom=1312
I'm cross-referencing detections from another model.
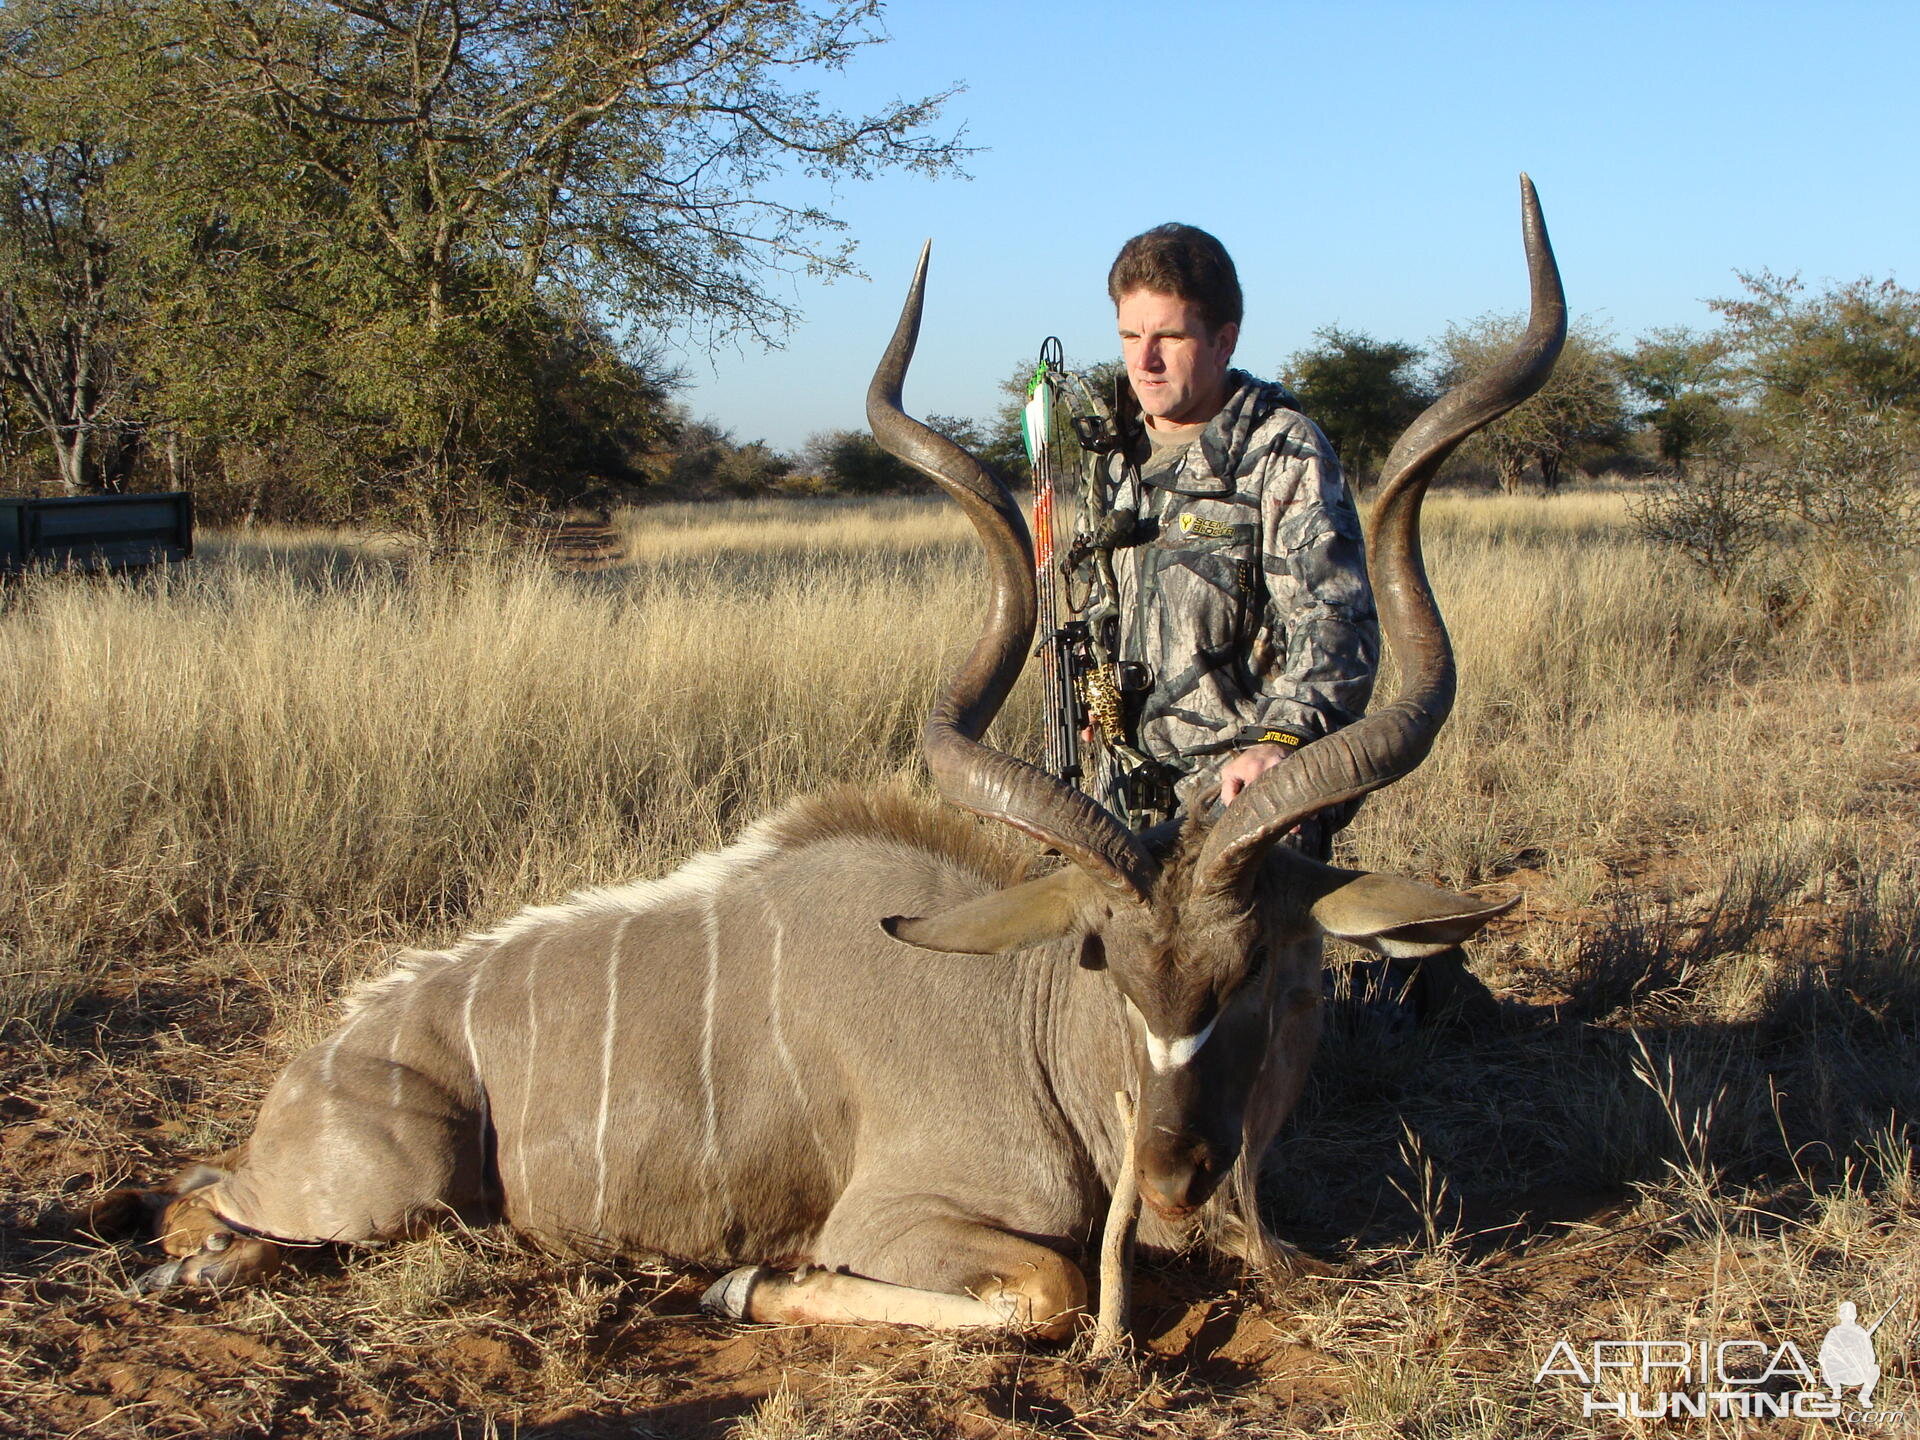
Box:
left=7, top=855, right=1917, bottom=1440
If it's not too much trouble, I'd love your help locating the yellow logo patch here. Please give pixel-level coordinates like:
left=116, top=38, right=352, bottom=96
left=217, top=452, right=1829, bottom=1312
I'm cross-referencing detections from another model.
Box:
left=1178, top=513, right=1234, bottom=540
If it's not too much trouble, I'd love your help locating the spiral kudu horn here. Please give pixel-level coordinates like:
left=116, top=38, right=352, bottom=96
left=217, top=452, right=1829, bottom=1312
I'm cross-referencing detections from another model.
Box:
left=1194, top=175, right=1568, bottom=901
left=867, top=244, right=1157, bottom=902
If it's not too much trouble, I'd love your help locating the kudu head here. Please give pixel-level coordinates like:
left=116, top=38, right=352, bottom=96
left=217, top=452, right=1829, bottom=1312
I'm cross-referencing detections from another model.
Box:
left=872, top=177, right=1566, bottom=1218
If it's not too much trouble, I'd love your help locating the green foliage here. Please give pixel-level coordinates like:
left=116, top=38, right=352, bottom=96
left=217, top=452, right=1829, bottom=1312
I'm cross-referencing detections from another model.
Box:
left=1619, top=327, right=1735, bottom=473
left=0, top=0, right=962, bottom=537
left=651, top=413, right=793, bottom=498
left=1711, top=270, right=1920, bottom=423
left=797, top=409, right=1019, bottom=497
left=923, top=412, right=987, bottom=456
left=1627, top=449, right=1775, bottom=586
left=1634, top=274, right=1920, bottom=608
left=1281, top=327, right=1432, bottom=488
left=800, top=429, right=917, bottom=494
left=1437, top=316, right=1627, bottom=490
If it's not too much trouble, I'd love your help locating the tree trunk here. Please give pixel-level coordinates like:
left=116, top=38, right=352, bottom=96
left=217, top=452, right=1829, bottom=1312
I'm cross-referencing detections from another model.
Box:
left=55, top=427, right=91, bottom=495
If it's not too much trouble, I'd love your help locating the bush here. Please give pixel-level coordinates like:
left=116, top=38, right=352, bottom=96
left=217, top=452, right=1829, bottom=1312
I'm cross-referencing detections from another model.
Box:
left=800, top=429, right=918, bottom=495
left=1630, top=399, right=1920, bottom=613
left=1282, top=327, right=1431, bottom=490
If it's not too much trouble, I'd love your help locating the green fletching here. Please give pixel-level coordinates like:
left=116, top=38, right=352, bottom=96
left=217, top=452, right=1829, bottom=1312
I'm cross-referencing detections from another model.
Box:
left=1021, top=380, right=1052, bottom=462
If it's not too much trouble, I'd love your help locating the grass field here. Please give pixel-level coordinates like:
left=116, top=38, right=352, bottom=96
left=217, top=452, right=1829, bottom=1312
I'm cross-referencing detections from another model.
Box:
left=2, top=488, right=1917, bottom=1437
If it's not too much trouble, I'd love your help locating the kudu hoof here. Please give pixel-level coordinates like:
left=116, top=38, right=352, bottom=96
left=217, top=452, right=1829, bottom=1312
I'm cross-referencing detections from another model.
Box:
left=131, top=1257, right=187, bottom=1295
left=701, top=1265, right=771, bottom=1321
left=133, top=1224, right=285, bottom=1295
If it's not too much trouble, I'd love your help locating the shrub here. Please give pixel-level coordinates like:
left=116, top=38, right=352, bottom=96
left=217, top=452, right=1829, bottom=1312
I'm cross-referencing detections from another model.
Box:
left=1630, top=399, right=1920, bottom=613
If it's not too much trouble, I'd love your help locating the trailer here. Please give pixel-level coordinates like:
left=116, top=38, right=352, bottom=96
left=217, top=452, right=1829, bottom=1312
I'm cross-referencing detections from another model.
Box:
left=0, top=492, right=193, bottom=574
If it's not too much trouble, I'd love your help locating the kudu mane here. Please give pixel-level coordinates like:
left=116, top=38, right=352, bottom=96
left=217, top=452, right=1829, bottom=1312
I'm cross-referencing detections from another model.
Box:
left=758, top=786, right=1033, bottom=889
left=339, top=786, right=1036, bottom=1024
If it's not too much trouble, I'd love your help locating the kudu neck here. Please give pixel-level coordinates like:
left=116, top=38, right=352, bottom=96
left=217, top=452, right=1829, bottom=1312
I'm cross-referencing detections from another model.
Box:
left=1026, top=940, right=1136, bottom=1194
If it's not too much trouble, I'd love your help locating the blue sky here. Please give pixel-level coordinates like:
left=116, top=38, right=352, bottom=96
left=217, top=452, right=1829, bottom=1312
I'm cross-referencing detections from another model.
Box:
left=665, top=1, right=1920, bottom=453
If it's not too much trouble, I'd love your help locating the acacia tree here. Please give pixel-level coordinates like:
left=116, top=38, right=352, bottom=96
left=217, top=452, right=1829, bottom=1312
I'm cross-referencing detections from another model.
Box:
left=12, top=0, right=962, bottom=532
left=1619, top=326, right=1734, bottom=474
left=0, top=82, right=140, bottom=494
left=1437, top=316, right=1625, bottom=490
left=801, top=428, right=914, bottom=493
left=1710, top=270, right=1920, bottom=422
left=1282, top=327, right=1431, bottom=491
left=128, top=0, right=961, bottom=334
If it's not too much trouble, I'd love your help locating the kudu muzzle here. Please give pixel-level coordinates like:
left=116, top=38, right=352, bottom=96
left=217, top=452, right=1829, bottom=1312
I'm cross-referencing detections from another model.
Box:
left=1133, top=1037, right=1250, bottom=1218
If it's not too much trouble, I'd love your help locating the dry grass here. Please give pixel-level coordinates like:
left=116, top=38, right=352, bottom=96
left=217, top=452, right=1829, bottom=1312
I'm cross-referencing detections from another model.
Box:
left=0, top=498, right=997, bottom=1029
left=612, top=494, right=976, bottom=562
left=2, top=486, right=1918, bottom=1437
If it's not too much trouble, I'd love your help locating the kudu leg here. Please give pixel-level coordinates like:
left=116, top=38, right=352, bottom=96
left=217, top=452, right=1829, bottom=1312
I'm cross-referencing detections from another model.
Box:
left=1402, top=944, right=1503, bottom=1026
left=124, top=1037, right=489, bottom=1292
left=704, top=1214, right=1087, bottom=1339
left=90, top=1163, right=291, bottom=1294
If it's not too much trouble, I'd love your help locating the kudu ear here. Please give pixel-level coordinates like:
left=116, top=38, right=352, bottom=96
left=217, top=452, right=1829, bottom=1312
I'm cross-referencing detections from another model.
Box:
left=1307, top=871, right=1520, bottom=959
left=882, top=867, right=1097, bottom=956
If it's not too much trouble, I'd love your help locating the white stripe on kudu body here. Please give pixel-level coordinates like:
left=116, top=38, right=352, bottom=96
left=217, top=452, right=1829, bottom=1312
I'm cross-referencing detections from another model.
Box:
left=515, top=932, right=553, bottom=1206
left=765, top=909, right=832, bottom=1162
left=699, top=893, right=738, bottom=1238
left=700, top=896, right=722, bottom=1169
left=591, top=916, right=636, bottom=1229
left=462, top=948, right=494, bottom=1179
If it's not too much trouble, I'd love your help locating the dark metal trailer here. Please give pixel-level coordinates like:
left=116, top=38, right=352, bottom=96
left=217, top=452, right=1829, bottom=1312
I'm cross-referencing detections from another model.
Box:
left=0, top=492, right=193, bottom=574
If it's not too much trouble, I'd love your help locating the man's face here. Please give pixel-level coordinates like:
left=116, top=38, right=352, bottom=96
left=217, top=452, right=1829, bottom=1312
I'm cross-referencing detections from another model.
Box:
left=1116, top=289, right=1239, bottom=428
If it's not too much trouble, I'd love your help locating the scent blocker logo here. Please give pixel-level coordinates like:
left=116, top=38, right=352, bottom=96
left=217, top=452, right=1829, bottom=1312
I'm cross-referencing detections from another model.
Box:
left=1534, top=1297, right=1907, bottom=1425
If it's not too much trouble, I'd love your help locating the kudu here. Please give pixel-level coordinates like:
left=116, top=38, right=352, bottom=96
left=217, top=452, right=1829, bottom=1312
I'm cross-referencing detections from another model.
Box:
left=118, top=179, right=1564, bottom=1338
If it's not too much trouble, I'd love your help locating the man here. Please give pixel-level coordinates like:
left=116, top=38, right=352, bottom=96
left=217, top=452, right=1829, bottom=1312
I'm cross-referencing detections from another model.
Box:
left=1088, top=222, right=1377, bottom=851
left=1080, top=222, right=1496, bottom=1025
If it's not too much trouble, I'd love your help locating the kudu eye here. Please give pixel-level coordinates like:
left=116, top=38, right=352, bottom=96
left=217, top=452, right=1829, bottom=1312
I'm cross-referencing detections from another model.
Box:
left=1076, top=932, right=1106, bottom=970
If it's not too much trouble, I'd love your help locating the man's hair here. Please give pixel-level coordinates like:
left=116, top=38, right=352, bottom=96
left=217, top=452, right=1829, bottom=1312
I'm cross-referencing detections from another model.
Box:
left=1107, top=223, right=1243, bottom=332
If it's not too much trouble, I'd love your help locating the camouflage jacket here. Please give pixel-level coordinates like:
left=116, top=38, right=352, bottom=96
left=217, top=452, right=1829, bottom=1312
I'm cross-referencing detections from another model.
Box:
left=1097, top=371, right=1379, bottom=805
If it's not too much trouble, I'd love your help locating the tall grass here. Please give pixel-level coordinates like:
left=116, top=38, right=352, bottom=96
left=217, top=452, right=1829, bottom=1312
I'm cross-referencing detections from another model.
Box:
left=2, top=489, right=1914, bottom=1026
left=1353, top=490, right=1920, bottom=888
left=0, top=503, right=1001, bottom=1020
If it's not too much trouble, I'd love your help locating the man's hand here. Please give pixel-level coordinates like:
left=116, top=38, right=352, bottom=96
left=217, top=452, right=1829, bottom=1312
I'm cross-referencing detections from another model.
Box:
left=1217, top=742, right=1297, bottom=805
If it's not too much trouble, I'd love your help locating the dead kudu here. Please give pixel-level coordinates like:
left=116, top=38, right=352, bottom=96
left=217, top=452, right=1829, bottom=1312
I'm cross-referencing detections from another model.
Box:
left=108, top=180, right=1565, bottom=1338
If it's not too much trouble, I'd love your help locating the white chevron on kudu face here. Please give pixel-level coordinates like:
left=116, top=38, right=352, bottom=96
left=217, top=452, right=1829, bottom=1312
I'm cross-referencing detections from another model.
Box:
left=1151, top=1015, right=1220, bottom=1073
left=1125, top=997, right=1221, bottom=1073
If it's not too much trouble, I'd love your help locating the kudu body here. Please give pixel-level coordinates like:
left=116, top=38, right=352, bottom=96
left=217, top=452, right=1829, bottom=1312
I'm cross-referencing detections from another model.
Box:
left=124, top=180, right=1565, bottom=1337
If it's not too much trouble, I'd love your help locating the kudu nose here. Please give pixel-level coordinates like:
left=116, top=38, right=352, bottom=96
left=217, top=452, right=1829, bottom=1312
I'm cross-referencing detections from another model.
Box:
left=1136, top=1139, right=1221, bottom=1219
